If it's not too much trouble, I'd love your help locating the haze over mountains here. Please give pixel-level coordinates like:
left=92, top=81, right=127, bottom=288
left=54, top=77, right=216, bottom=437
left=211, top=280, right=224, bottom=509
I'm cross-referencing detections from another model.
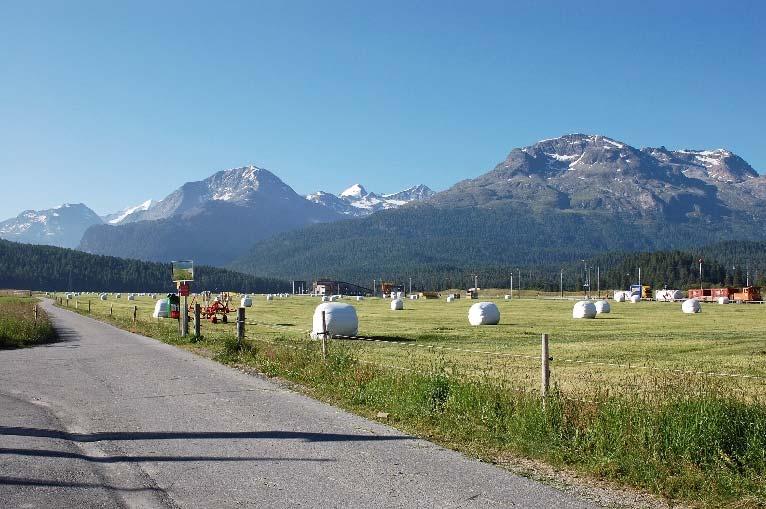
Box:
left=2, top=134, right=765, bottom=279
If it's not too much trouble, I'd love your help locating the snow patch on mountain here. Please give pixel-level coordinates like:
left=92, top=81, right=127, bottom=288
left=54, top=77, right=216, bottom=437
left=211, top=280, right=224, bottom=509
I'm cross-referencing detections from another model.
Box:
left=104, top=199, right=156, bottom=224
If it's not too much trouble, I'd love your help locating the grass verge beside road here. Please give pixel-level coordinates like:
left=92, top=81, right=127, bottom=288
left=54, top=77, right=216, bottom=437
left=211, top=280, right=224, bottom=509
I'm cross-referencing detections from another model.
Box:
left=57, top=296, right=766, bottom=508
left=0, top=296, right=56, bottom=348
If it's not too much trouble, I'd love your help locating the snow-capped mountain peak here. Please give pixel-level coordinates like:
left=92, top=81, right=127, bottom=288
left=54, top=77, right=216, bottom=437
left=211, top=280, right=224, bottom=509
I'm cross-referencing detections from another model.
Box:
left=339, top=184, right=368, bottom=199
left=0, top=203, right=103, bottom=248
left=306, top=184, right=434, bottom=216
left=103, top=199, right=156, bottom=224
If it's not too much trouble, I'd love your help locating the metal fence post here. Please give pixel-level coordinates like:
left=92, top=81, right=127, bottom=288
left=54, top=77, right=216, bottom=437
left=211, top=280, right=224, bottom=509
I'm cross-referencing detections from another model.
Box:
left=237, top=307, right=245, bottom=347
left=321, top=310, right=328, bottom=360
left=541, top=333, right=550, bottom=404
left=194, top=303, right=201, bottom=338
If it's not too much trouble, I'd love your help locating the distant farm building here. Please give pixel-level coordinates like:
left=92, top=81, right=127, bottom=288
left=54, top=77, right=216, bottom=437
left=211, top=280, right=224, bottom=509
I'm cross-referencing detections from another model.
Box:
left=291, top=280, right=308, bottom=294
left=379, top=281, right=405, bottom=296
left=313, top=280, right=373, bottom=296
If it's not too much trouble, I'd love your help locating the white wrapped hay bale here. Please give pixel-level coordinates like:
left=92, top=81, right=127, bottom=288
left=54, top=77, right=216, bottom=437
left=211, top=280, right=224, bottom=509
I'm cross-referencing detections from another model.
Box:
left=391, top=298, right=404, bottom=310
left=613, top=291, right=626, bottom=302
left=116, top=293, right=122, bottom=299
left=241, top=295, right=253, bottom=307
left=595, top=300, right=611, bottom=314
left=128, top=294, right=135, bottom=301
left=66, top=293, right=73, bottom=299
left=409, top=295, right=418, bottom=300
left=356, top=296, right=364, bottom=301
left=504, top=294, right=512, bottom=300
left=99, top=293, right=108, bottom=301
left=573, top=300, right=597, bottom=319
left=446, top=295, right=454, bottom=303
left=311, top=303, right=358, bottom=339
left=265, top=294, right=274, bottom=301
left=629, top=294, right=641, bottom=304
left=682, top=298, right=701, bottom=314
left=468, top=302, right=500, bottom=326
left=152, top=299, right=169, bottom=318
left=330, top=295, right=341, bottom=302
left=321, top=295, right=330, bottom=302
left=655, top=289, right=684, bottom=302
left=718, top=296, right=729, bottom=305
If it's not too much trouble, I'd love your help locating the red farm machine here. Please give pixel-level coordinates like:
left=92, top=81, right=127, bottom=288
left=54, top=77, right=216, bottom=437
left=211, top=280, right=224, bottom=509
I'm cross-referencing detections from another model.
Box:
left=190, top=291, right=233, bottom=324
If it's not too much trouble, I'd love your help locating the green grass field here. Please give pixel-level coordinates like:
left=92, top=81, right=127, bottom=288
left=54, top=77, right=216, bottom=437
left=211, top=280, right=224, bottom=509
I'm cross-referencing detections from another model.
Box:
left=0, top=296, right=56, bottom=348
left=53, top=291, right=766, bottom=507
left=62, top=292, right=766, bottom=399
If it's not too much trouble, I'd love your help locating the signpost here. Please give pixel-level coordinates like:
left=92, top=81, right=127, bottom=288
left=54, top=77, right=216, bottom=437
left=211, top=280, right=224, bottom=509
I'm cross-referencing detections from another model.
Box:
left=172, top=261, right=194, bottom=337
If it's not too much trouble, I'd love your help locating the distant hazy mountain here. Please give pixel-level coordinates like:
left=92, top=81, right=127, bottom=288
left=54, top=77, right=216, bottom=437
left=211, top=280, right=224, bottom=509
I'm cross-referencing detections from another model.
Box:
left=231, top=134, right=766, bottom=283
left=306, top=184, right=434, bottom=216
left=0, top=203, right=103, bottom=249
left=101, top=199, right=156, bottom=225
left=79, top=166, right=341, bottom=265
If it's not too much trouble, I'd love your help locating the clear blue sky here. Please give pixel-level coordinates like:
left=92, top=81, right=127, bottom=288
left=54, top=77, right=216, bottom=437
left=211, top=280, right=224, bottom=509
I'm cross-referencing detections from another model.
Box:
left=1, top=0, right=764, bottom=219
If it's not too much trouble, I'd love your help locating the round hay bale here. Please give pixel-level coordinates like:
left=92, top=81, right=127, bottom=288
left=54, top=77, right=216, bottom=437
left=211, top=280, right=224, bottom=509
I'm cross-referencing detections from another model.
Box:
left=409, top=295, right=418, bottom=300
left=504, top=294, right=512, bottom=300
left=718, top=296, right=729, bottom=305
left=468, top=302, right=500, bottom=326
left=116, top=293, right=122, bottom=299
left=682, top=298, right=701, bottom=314
left=629, top=294, right=641, bottom=303
left=446, top=295, right=454, bottom=303
left=128, top=294, right=135, bottom=301
left=241, top=296, right=253, bottom=307
left=594, top=300, right=611, bottom=314
left=573, top=300, right=597, bottom=319
left=330, top=295, right=340, bottom=302
left=613, top=291, right=626, bottom=302
left=152, top=299, right=169, bottom=318
left=99, top=293, right=108, bottom=301
left=356, top=296, right=364, bottom=301
left=311, top=303, right=358, bottom=339
left=390, top=298, right=404, bottom=310
left=265, top=294, right=274, bottom=301
left=321, top=295, right=330, bottom=302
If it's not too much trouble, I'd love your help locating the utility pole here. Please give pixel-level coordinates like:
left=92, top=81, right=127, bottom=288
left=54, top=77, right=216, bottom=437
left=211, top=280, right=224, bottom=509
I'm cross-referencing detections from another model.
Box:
left=409, top=277, right=412, bottom=294
left=699, top=258, right=703, bottom=291
left=510, top=274, right=513, bottom=299
left=560, top=269, right=564, bottom=298
left=517, top=269, right=521, bottom=299
left=597, top=266, right=600, bottom=298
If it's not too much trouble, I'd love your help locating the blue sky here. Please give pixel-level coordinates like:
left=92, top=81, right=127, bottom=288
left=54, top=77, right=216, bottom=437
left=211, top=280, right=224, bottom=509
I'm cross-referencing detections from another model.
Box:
left=1, top=0, right=764, bottom=219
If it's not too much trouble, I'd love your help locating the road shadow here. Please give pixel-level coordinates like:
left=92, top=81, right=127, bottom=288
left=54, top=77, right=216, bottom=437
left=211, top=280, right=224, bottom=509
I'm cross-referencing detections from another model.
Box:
left=0, top=427, right=411, bottom=443
left=0, top=475, right=162, bottom=493
left=0, top=448, right=334, bottom=464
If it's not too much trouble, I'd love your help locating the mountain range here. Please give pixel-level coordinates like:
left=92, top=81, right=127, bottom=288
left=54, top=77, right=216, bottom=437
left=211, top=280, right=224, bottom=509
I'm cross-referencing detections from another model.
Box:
left=2, top=133, right=764, bottom=281
left=229, top=134, right=766, bottom=284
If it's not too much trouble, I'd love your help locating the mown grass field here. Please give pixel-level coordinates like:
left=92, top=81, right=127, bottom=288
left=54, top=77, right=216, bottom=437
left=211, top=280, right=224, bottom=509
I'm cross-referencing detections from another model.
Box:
left=61, top=292, right=766, bottom=399
left=53, top=291, right=766, bottom=507
left=0, top=296, right=56, bottom=348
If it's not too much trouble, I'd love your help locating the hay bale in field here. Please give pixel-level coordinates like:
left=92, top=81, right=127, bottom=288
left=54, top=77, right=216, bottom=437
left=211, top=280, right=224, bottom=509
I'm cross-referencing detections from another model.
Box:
left=655, top=289, right=684, bottom=302
left=128, top=294, right=135, bottom=301
left=391, top=298, right=404, bottom=310
left=573, top=300, right=597, bottom=319
left=613, top=291, right=626, bottom=302
left=356, top=296, right=364, bottom=301
left=265, top=294, right=274, bottom=301
left=446, top=295, right=454, bottom=302
left=66, top=293, right=73, bottom=299
left=311, top=302, right=358, bottom=339
left=409, top=294, right=419, bottom=300
left=330, top=295, right=341, bottom=302
left=504, top=294, right=512, bottom=300
left=321, top=295, right=330, bottom=302
left=629, top=294, right=641, bottom=303
left=99, top=293, right=107, bottom=301
left=241, top=295, right=252, bottom=307
left=718, top=296, right=729, bottom=305
left=152, top=299, right=169, bottom=318
left=595, top=300, right=610, bottom=314
left=468, top=302, right=500, bottom=326
left=116, top=293, right=122, bottom=299
left=682, top=298, right=701, bottom=314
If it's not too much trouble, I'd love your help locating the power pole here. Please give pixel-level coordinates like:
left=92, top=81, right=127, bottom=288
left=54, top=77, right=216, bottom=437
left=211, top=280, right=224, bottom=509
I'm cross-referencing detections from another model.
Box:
left=560, top=269, right=563, bottom=298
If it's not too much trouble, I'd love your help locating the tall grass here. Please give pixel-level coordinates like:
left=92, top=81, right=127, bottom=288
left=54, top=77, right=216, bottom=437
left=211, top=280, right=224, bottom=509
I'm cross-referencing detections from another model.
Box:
left=0, top=297, right=57, bottom=348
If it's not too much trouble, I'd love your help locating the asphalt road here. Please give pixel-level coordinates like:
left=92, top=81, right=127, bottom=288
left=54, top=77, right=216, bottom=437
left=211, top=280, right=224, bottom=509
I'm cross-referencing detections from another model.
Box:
left=0, top=300, right=597, bottom=508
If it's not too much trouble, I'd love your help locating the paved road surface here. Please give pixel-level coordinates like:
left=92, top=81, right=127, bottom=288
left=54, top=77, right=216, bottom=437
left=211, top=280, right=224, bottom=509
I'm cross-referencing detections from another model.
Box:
left=0, top=300, right=596, bottom=508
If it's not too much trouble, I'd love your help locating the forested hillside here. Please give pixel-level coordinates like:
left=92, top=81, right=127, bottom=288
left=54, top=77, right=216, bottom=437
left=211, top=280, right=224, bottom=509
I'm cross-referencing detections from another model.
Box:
left=0, top=239, right=289, bottom=293
left=230, top=203, right=764, bottom=290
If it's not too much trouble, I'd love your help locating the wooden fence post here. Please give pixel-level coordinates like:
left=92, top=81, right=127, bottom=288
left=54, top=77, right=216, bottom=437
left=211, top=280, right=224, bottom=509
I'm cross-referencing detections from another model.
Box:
left=110, top=304, right=113, bottom=317
left=133, top=305, right=137, bottom=324
left=34, top=305, right=38, bottom=322
left=541, top=333, right=550, bottom=404
left=75, top=300, right=79, bottom=310
left=236, top=307, right=246, bottom=348
left=194, top=303, right=201, bottom=338
left=321, top=310, right=328, bottom=360
left=88, top=300, right=91, bottom=313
